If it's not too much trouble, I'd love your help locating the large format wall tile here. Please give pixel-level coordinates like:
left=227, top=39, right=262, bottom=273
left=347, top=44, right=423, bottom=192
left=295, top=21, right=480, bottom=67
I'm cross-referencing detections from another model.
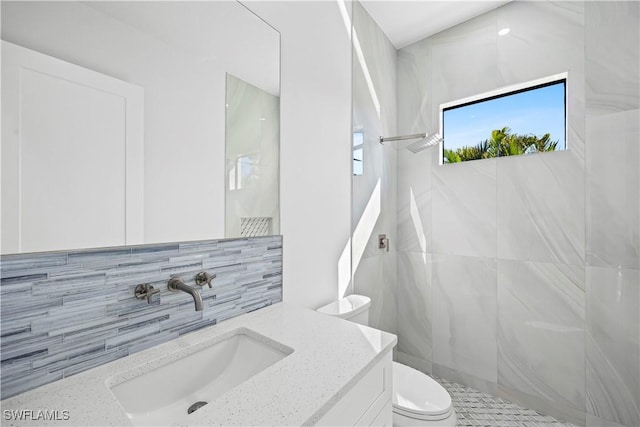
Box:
left=497, top=259, right=585, bottom=413
left=396, top=147, right=432, bottom=253
left=430, top=10, right=498, bottom=128
left=352, top=0, right=397, bottom=262
left=586, top=266, right=639, bottom=426
left=354, top=253, right=397, bottom=334
left=397, top=37, right=431, bottom=137
left=497, top=151, right=585, bottom=266
left=353, top=144, right=398, bottom=263
left=432, top=254, right=497, bottom=383
left=496, top=1, right=585, bottom=85
left=395, top=35, right=435, bottom=255
left=0, top=236, right=283, bottom=399
left=586, top=110, right=640, bottom=269
left=585, top=1, right=640, bottom=116
left=380, top=245, right=398, bottom=335
left=497, top=0, right=586, bottom=161
left=433, top=362, right=498, bottom=396
left=353, top=0, right=397, bottom=135
left=397, top=252, right=431, bottom=364
left=432, top=158, right=497, bottom=258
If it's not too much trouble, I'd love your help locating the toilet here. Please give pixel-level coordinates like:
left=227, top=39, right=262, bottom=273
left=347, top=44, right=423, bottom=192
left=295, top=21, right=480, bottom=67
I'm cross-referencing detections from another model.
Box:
left=317, top=295, right=457, bottom=427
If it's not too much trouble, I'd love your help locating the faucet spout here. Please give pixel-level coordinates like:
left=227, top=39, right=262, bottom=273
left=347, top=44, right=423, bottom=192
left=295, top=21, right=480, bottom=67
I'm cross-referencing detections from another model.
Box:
left=168, top=277, right=203, bottom=311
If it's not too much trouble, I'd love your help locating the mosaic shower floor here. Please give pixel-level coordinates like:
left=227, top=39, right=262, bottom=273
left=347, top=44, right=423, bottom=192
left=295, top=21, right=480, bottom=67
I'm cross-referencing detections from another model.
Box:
left=433, top=376, right=578, bottom=427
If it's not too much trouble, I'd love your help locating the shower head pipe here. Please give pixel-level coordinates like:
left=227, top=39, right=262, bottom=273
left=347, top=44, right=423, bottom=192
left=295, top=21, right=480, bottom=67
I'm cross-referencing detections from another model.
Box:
left=379, top=133, right=426, bottom=144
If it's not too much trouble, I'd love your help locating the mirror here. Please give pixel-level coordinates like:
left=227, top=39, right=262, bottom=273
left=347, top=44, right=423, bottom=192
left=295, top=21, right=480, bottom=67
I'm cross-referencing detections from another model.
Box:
left=1, top=1, right=280, bottom=254
left=225, top=74, right=280, bottom=238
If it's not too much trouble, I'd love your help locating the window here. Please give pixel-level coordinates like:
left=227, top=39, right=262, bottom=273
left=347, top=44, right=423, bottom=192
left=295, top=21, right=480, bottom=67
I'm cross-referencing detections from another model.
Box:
left=441, top=75, right=566, bottom=164
left=353, top=130, right=364, bottom=176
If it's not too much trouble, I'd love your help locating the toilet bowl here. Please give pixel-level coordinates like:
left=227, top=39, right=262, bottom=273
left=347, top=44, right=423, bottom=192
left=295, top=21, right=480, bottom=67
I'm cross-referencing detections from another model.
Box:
left=317, top=295, right=457, bottom=427
left=392, top=361, right=456, bottom=426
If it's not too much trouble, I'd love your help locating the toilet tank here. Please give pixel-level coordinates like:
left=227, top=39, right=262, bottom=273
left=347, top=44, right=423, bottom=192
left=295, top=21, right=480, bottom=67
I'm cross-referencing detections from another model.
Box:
left=316, top=294, right=371, bottom=326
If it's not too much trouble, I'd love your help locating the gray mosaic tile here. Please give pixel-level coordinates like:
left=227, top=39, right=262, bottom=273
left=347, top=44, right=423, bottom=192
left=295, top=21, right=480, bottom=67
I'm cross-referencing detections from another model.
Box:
left=62, top=348, right=129, bottom=377
left=433, top=376, right=579, bottom=427
left=0, top=253, right=68, bottom=272
left=131, top=243, right=180, bottom=256
left=67, top=248, right=132, bottom=265
left=0, top=236, right=283, bottom=399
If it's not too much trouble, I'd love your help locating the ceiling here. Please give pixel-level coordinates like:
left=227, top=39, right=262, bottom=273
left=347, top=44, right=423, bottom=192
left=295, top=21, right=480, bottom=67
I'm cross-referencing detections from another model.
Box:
left=360, top=0, right=511, bottom=49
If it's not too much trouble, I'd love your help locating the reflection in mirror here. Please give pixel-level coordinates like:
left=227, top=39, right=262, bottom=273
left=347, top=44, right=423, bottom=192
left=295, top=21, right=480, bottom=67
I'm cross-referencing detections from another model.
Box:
left=353, top=130, right=364, bottom=176
left=1, top=1, right=280, bottom=254
left=225, top=74, right=280, bottom=238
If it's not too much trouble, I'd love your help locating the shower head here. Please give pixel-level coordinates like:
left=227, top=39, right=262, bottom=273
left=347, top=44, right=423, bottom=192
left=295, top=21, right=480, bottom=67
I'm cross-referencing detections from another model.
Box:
left=406, top=133, right=443, bottom=153
left=378, top=132, right=442, bottom=153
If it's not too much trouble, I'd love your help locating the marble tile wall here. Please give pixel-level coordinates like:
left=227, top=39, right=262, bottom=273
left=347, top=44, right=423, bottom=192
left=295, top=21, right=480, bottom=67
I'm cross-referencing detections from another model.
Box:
left=584, top=3, right=640, bottom=426
left=351, top=1, right=397, bottom=334
left=0, top=236, right=283, bottom=400
left=498, top=260, right=586, bottom=422
left=395, top=1, right=639, bottom=426
left=585, top=267, right=639, bottom=426
left=396, top=252, right=431, bottom=370
left=432, top=254, right=497, bottom=389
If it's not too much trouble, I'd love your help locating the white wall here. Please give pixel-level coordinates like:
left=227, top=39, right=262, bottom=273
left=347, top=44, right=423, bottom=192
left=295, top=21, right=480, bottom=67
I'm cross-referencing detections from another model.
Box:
left=244, top=1, right=353, bottom=308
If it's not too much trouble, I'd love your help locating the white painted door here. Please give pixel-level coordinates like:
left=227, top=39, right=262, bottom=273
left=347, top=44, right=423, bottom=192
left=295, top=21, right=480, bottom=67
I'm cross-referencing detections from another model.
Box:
left=1, top=41, right=144, bottom=254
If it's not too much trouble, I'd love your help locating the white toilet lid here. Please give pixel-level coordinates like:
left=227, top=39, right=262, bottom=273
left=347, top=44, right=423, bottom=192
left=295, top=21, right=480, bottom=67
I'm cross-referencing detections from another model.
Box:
left=392, top=362, right=453, bottom=419
left=316, top=295, right=371, bottom=319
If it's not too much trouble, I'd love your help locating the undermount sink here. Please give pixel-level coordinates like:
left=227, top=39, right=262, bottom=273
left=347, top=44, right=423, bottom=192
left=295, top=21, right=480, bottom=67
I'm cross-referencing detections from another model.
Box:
left=107, top=328, right=293, bottom=426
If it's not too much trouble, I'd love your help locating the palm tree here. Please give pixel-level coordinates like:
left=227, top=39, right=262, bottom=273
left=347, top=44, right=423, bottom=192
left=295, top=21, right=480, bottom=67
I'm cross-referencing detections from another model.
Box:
left=487, top=126, right=510, bottom=157
left=444, top=127, right=559, bottom=163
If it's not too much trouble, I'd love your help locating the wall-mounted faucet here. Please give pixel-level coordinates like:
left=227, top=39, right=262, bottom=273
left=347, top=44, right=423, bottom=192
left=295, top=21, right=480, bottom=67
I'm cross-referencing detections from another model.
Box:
left=195, top=271, right=216, bottom=288
left=134, top=283, right=160, bottom=304
left=168, top=276, right=203, bottom=311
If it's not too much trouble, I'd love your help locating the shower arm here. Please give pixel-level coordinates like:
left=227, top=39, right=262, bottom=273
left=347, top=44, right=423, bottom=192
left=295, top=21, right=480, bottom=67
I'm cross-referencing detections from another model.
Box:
left=379, top=133, right=426, bottom=144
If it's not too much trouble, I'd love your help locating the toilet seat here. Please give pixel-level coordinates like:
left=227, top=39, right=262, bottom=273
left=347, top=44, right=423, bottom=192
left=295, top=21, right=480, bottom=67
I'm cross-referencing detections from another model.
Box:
left=392, top=362, right=454, bottom=421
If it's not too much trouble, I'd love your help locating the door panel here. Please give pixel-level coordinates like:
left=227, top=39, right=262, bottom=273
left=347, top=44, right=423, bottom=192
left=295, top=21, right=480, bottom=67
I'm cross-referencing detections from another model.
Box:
left=1, top=41, right=143, bottom=253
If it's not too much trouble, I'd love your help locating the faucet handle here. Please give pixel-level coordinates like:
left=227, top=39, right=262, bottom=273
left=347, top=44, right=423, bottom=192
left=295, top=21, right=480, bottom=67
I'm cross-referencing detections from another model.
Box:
left=195, top=271, right=216, bottom=288
left=134, top=283, right=160, bottom=304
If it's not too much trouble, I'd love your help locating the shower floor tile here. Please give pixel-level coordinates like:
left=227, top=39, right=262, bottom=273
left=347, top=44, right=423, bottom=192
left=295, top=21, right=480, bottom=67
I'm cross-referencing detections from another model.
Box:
left=433, top=376, right=578, bottom=427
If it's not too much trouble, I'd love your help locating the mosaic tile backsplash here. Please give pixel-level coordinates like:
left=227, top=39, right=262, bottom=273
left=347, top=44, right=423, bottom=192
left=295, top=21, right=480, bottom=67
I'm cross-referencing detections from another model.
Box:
left=0, top=236, right=283, bottom=399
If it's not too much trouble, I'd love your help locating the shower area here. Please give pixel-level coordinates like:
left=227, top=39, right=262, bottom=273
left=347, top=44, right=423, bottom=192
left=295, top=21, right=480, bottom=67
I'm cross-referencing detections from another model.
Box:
left=350, top=1, right=639, bottom=426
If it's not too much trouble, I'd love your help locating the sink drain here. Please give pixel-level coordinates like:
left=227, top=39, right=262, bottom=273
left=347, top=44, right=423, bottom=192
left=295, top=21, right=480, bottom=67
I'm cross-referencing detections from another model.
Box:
left=187, top=401, right=208, bottom=414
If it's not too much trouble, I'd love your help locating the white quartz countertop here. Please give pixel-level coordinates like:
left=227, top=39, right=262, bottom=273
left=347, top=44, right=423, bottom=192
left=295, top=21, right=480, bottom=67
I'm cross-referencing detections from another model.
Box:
left=1, top=303, right=397, bottom=426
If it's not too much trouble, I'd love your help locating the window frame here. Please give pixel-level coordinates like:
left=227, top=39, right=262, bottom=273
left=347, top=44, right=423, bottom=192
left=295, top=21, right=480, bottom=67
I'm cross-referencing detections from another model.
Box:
left=438, top=72, right=568, bottom=165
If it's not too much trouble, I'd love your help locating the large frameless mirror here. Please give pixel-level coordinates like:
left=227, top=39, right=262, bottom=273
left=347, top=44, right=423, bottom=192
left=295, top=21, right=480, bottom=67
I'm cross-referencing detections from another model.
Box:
left=1, top=0, right=280, bottom=254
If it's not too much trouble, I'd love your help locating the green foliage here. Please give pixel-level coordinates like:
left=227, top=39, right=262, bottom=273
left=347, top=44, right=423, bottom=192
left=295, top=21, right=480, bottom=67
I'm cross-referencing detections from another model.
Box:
left=443, top=149, right=461, bottom=163
left=444, top=127, right=559, bottom=163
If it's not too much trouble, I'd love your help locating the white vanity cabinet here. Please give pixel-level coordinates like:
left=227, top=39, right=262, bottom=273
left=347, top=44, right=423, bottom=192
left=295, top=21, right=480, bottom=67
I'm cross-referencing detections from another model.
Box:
left=316, top=351, right=393, bottom=427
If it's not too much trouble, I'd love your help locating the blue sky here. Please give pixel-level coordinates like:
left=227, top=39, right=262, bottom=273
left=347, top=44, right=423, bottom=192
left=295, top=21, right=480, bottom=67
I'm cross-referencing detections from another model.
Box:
left=442, top=82, right=566, bottom=152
